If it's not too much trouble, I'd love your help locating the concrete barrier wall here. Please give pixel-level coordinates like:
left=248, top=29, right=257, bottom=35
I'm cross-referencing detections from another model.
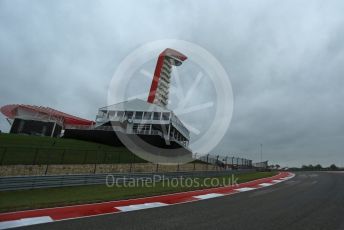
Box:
left=0, top=163, right=227, bottom=176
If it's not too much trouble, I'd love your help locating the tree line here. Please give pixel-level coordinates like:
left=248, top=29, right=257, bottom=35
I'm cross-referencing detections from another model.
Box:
left=289, top=164, right=342, bottom=171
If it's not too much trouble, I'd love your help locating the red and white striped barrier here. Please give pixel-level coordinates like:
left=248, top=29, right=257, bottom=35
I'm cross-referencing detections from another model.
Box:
left=0, top=172, right=294, bottom=229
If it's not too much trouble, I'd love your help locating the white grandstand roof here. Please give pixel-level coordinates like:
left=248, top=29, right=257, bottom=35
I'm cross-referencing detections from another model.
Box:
left=100, top=98, right=171, bottom=112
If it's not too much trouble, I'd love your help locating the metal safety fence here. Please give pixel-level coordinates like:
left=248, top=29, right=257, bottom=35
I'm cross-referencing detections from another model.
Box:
left=0, top=169, right=255, bottom=191
left=196, top=154, right=252, bottom=168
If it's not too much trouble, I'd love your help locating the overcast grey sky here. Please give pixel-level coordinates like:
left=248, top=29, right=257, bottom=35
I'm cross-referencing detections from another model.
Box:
left=1, top=0, right=344, bottom=167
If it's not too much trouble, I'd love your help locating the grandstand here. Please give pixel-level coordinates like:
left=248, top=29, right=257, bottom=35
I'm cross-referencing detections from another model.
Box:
left=0, top=104, right=94, bottom=137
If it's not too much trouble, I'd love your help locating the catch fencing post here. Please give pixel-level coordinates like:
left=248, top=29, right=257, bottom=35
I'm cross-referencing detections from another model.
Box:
left=94, top=149, right=99, bottom=174
left=193, top=153, right=198, bottom=171
left=44, top=164, right=49, bottom=175
left=93, top=163, right=97, bottom=174
left=130, top=152, right=134, bottom=172
left=216, top=155, right=219, bottom=171
left=206, top=154, right=209, bottom=170
left=44, top=150, right=51, bottom=175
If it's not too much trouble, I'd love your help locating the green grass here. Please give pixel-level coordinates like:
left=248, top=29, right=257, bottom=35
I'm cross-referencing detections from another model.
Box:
left=0, top=133, right=147, bottom=164
left=0, top=172, right=276, bottom=212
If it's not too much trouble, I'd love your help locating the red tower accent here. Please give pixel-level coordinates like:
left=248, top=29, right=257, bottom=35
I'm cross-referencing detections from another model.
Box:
left=147, top=48, right=187, bottom=107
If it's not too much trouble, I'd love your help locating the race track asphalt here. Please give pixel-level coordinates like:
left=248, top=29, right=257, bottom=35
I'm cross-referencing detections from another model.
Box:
left=18, top=171, right=344, bottom=230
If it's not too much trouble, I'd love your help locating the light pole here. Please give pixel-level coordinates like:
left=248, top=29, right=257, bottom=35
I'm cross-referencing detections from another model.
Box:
left=260, top=144, right=263, bottom=163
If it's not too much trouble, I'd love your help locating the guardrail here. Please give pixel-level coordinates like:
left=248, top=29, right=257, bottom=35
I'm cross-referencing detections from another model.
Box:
left=0, top=169, right=254, bottom=191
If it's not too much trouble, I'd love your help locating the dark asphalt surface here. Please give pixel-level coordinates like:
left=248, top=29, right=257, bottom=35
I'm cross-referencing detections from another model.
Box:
left=20, top=172, right=344, bottom=230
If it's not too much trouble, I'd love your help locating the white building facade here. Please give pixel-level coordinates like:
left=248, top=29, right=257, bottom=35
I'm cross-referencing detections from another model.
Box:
left=95, top=99, right=190, bottom=147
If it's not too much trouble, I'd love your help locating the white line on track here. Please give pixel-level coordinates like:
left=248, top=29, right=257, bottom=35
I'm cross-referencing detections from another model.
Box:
left=193, top=193, right=224, bottom=200
left=0, top=216, right=53, bottom=230
left=234, top=187, right=256, bottom=192
left=116, top=202, right=168, bottom=212
left=259, top=183, right=273, bottom=187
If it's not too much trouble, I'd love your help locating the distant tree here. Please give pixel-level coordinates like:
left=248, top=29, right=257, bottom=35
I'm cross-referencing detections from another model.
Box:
left=275, top=164, right=280, bottom=169
left=329, top=164, right=338, bottom=171
left=301, top=165, right=308, bottom=170
left=314, top=164, right=323, bottom=170
left=301, top=164, right=318, bottom=171
left=289, top=167, right=300, bottom=171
